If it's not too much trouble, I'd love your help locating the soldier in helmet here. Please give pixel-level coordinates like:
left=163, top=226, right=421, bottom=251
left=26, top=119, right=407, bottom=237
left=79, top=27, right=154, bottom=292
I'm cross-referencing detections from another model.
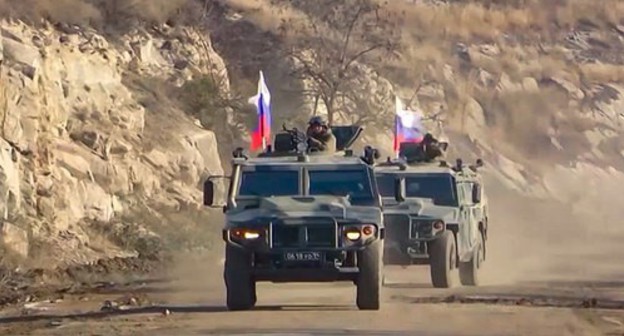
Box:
left=306, top=116, right=336, bottom=153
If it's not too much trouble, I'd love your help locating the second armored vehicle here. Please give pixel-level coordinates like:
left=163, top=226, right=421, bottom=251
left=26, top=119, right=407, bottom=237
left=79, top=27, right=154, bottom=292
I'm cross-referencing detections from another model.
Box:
left=374, top=140, right=489, bottom=288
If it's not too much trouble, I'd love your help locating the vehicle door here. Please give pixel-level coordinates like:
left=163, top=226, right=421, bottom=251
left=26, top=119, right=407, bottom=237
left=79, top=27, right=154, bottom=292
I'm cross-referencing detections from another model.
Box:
left=456, top=180, right=478, bottom=259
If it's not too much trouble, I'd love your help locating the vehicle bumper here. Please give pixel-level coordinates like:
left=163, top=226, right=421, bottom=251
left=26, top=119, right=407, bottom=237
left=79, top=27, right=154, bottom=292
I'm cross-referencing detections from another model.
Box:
left=384, top=238, right=433, bottom=264
left=225, top=242, right=366, bottom=282
left=253, top=267, right=359, bottom=282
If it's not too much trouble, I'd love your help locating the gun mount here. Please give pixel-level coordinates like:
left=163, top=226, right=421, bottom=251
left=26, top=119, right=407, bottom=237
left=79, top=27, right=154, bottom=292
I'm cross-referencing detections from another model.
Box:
left=234, top=123, right=382, bottom=166
left=387, top=135, right=483, bottom=173
left=257, top=123, right=365, bottom=158
left=397, top=133, right=448, bottom=164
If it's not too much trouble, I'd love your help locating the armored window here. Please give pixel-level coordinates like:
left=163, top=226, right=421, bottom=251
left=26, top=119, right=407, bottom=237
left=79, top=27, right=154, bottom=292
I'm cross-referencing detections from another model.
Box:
left=239, top=170, right=299, bottom=196
left=405, top=174, right=457, bottom=206
left=375, top=174, right=396, bottom=197
left=308, top=169, right=374, bottom=202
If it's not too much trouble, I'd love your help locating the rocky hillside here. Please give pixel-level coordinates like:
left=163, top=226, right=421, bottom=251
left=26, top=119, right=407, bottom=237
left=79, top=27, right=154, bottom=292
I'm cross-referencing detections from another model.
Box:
left=0, top=0, right=623, bottom=279
left=0, top=17, right=228, bottom=269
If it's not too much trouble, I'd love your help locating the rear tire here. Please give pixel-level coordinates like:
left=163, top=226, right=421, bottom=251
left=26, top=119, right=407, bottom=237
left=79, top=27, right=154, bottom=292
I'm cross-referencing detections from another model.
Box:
left=428, top=231, right=457, bottom=288
left=459, top=232, right=484, bottom=286
left=224, top=245, right=256, bottom=311
left=356, top=240, right=383, bottom=310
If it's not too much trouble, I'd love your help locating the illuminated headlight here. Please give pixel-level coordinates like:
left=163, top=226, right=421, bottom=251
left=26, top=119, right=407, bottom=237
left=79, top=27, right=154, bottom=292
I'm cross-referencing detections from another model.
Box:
left=343, top=224, right=376, bottom=243
left=243, top=231, right=260, bottom=239
left=230, top=228, right=263, bottom=240
left=345, top=231, right=361, bottom=241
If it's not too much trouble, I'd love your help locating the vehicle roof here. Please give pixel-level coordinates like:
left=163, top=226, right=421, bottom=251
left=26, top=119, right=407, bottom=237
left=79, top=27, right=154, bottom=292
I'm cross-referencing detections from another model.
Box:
left=374, top=163, right=456, bottom=175
left=374, top=161, right=482, bottom=180
left=235, top=153, right=367, bottom=167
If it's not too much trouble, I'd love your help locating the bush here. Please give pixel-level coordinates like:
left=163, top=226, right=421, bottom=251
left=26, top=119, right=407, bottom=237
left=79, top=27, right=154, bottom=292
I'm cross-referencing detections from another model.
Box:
left=0, top=0, right=194, bottom=28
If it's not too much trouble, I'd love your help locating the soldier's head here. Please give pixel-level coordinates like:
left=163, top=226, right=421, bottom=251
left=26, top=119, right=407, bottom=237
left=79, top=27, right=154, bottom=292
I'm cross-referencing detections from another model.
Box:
left=307, top=116, right=328, bottom=135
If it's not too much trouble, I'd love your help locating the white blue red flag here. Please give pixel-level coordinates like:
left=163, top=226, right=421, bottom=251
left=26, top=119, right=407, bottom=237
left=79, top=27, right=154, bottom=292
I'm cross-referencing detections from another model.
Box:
left=248, top=70, right=272, bottom=151
left=393, top=96, right=425, bottom=153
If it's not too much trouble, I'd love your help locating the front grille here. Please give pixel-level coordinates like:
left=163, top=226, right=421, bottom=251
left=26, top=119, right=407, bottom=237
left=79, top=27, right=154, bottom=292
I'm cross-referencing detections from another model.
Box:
left=385, top=215, right=433, bottom=240
left=411, top=220, right=431, bottom=239
left=384, top=214, right=411, bottom=243
left=270, top=219, right=337, bottom=248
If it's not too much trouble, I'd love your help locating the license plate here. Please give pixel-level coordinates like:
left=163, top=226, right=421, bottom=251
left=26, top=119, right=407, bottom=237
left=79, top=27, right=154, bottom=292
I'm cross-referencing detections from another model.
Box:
left=284, top=251, right=322, bottom=261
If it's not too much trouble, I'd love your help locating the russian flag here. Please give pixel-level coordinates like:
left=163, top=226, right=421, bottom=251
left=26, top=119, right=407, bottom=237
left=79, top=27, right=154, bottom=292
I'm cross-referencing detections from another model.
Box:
left=393, top=96, right=425, bottom=154
left=248, top=71, right=272, bottom=151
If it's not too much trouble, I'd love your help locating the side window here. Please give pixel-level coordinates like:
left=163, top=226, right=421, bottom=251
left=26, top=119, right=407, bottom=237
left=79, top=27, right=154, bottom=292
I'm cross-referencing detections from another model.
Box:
left=456, top=182, right=473, bottom=205
left=463, top=182, right=474, bottom=205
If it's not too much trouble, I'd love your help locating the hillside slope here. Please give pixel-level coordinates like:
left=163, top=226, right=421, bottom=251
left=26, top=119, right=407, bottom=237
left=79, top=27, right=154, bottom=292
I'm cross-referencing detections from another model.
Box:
left=0, top=0, right=623, bottom=289
left=209, top=0, right=624, bottom=279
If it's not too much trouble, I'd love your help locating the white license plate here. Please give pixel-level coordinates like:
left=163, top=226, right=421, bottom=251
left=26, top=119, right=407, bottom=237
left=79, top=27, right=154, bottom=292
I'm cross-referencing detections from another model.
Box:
left=284, top=251, right=322, bottom=261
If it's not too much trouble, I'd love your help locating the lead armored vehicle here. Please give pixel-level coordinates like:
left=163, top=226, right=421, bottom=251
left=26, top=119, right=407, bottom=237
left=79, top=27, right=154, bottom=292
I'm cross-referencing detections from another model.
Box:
left=374, top=139, right=489, bottom=288
left=203, top=125, right=388, bottom=310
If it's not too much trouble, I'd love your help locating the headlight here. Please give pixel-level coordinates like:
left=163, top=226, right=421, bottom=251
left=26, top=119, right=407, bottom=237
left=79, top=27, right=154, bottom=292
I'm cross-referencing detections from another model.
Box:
left=243, top=231, right=260, bottom=239
left=432, top=220, right=445, bottom=231
left=230, top=228, right=263, bottom=241
left=342, top=224, right=377, bottom=243
left=345, top=230, right=361, bottom=241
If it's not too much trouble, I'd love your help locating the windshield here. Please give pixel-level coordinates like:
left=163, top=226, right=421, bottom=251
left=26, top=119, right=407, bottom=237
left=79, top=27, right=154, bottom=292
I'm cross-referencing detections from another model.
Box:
left=309, top=169, right=374, bottom=201
left=375, top=173, right=396, bottom=197
left=238, top=170, right=299, bottom=196
left=405, top=174, right=457, bottom=206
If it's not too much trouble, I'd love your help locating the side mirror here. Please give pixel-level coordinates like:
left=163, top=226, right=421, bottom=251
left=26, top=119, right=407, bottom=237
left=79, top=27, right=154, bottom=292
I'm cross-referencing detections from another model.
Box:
left=203, top=179, right=215, bottom=206
left=472, top=184, right=482, bottom=204
left=203, top=175, right=230, bottom=208
left=394, top=178, right=406, bottom=203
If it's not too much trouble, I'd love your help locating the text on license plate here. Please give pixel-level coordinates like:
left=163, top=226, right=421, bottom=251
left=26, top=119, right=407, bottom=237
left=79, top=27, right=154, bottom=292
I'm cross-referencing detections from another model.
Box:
left=284, top=252, right=322, bottom=261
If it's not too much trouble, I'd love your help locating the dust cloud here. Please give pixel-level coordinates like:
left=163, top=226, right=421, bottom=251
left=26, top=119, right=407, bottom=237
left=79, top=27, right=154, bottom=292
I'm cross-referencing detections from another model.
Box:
left=153, top=212, right=227, bottom=305
left=480, top=173, right=624, bottom=286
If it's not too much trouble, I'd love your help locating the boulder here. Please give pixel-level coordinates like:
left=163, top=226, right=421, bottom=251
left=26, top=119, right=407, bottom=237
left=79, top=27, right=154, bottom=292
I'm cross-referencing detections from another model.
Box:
left=0, top=222, right=28, bottom=257
left=0, top=139, right=21, bottom=219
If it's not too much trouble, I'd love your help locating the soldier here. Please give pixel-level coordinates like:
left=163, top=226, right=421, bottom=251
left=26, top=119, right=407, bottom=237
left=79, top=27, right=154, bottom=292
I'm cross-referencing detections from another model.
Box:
left=421, top=133, right=444, bottom=161
left=306, top=116, right=336, bottom=153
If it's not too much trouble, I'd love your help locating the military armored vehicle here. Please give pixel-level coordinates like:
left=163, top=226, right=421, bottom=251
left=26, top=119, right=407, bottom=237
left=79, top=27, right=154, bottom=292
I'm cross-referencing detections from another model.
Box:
left=203, top=124, right=388, bottom=311
left=374, top=138, right=489, bottom=288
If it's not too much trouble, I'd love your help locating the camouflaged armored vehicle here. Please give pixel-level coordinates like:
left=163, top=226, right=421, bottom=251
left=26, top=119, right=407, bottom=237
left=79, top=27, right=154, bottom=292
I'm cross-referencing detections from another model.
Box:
left=374, top=139, right=489, bottom=288
left=203, top=125, right=387, bottom=311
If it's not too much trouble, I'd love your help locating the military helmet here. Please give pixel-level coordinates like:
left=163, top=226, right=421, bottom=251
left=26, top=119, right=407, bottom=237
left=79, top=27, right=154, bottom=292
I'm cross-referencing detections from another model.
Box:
left=308, top=115, right=327, bottom=127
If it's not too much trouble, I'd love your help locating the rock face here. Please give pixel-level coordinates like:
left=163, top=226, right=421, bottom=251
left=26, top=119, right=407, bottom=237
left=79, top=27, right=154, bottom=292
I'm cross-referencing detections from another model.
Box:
left=0, top=20, right=226, bottom=265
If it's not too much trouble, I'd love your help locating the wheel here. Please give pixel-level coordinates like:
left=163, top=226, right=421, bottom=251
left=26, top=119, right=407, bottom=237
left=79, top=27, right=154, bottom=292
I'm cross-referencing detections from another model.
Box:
left=356, top=240, right=382, bottom=310
left=459, top=232, right=484, bottom=286
left=224, top=245, right=256, bottom=311
left=428, top=231, right=457, bottom=288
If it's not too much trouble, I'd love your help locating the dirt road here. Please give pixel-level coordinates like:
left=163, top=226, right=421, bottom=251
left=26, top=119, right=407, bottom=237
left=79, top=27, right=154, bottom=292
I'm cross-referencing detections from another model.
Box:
left=1, top=260, right=623, bottom=336
left=1, top=182, right=623, bottom=335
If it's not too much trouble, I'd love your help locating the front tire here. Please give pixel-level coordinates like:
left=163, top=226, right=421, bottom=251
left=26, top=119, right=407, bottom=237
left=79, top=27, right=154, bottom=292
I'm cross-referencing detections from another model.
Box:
left=428, top=231, right=457, bottom=288
left=356, top=240, right=383, bottom=310
left=224, top=245, right=256, bottom=311
left=459, top=232, right=484, bottom=286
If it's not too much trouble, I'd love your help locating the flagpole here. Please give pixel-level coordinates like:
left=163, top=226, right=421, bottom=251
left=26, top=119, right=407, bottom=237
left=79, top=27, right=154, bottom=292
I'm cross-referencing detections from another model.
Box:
left=259, top=71, right=267, bottom=152
left=394, top=96, right=401, bottom=159
left=259, top=92, right=266, bottom=152
left=393, top=115, right=398, bottom=159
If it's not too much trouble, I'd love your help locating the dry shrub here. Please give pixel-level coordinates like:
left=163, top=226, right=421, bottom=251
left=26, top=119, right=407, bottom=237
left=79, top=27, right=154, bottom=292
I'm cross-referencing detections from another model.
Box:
left=0, top=0, right=101, bottom=25
left=382, top=1, right=535, bottom=39
left=381, top=0, right=624, bottom=40
left=100, top=0, right=189, bottom=25
left=0, top=0, right=190, bottom=26
left=580, top=63, right=624, bottom=84
left=479, top=88, right=569, bottom=158
left=551, top=0, right=624, bottom=28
